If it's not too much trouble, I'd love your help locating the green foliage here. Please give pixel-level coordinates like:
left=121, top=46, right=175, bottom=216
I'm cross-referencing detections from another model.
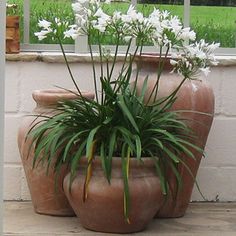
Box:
left=27, top=53, right=202, bottom=221
left=25, top=1, right=211, bottom=221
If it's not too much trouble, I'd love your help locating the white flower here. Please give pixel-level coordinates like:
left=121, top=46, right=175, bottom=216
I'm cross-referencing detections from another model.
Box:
left=55, top=18, right=62, bottom=26
left=161, top=10, right=170, bottom=19
left=34, top=34, right=47, bottom=41
left=149, top=8, right=161, bottom=19
left=113, top=11, right=122, bottom=21
left=93, top=8, right=110, bottom=33
left=93, top=24, right=106, bottom=33
left=200, top=67, right=211, bottom=76
left=38, top=19, right=51, bottom=29
left=34, top=29, right=52, bottom=41
left=72, top=0, right=89, bottom=13
left=169, top=16, right=182, bottom=34
left=179, top=27, right=196, bottom=41
left=207, top=42, right=220, bottom=53
left=72, top=3, right=83, bottom=12
left=94, top=8, right=107, bottom=18
left=170, top=59, right=178, bottom=66
left=64, top=26, right=79, bottom=40
left=123, top=5, right=139, bottom=23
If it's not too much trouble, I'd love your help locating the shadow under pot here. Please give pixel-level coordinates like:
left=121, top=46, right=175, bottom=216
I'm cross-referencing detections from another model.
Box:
left=18, top=89, right=94, bottom=216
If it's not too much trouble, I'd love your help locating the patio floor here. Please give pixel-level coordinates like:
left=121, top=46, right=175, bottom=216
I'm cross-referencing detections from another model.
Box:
left=3, top=201, right=236, bottom=236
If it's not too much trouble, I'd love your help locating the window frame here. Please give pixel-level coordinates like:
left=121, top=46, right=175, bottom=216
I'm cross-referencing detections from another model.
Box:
left=20, top=0, right=236, bottom=55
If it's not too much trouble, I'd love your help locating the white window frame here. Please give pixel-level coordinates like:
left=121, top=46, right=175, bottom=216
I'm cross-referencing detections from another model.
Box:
left=20, top=0, right=236, bottom=55
left=0, top=0, right=6, bottom=234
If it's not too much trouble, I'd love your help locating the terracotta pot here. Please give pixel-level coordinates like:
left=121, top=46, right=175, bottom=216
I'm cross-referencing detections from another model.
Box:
left=18, top=89, right=94, bottom=216
left=134, top=55, right=214, bottom=218
left=6, top=16, right=20, bottom=54
left=63, top=157, right=164, bottom=233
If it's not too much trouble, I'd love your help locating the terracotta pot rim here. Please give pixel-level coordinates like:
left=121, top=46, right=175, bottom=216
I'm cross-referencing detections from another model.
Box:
left=135, top=53, right=172, bottom=58
left=32, top=89, right=94, bottom=105
left=6, top=15, right=19, bottom=19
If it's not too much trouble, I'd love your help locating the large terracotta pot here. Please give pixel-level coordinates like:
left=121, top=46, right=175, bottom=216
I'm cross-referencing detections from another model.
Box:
left=63, top=157, right=164, bottom=233
left=18, top=89, right=94, bottom=216
left=134, top=55, right=215, bottom=218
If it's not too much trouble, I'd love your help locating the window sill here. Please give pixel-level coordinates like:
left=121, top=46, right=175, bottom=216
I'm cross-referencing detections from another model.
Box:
left=6, top=52, right=236, bottom=66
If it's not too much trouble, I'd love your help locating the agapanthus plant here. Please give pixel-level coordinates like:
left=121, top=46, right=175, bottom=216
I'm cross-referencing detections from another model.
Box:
left=31, top=0, right=219, bottom=222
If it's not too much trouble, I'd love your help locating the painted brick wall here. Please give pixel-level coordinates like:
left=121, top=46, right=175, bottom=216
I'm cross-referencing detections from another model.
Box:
left=4, top=54, right=236, bottom=202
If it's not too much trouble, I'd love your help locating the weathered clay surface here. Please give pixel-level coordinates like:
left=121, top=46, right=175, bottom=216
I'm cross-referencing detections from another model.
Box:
left=18, top=89, right=94, bottom=216
left=64, top=157, right=164, bottom=233
left=134, top=55, right=215, bottom=218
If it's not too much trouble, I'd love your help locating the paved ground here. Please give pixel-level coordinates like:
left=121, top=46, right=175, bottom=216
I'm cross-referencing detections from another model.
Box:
left=3, top=201, right=236, bottom=236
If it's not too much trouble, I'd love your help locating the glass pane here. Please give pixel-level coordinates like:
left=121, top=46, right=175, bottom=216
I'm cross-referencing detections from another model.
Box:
left=191, top=1, right=236, bottom=48
left=7, top=0, right=75, bottom=44
left=137, top=0, right=184, bottom=46
left=30, top=0, right=74, bottom=44
left=90, top=1, right=131, bottom=45
left=137, top=0, right=184, bottom=19
left=92, top=1, right=184, bottom=46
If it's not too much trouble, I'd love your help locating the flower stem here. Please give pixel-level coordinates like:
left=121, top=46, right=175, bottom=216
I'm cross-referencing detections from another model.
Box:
left=88, top=35, right=99, bottom=103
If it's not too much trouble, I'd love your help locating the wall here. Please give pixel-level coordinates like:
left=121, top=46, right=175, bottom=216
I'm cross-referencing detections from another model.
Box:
left=4, top=53, right=236, bottom=202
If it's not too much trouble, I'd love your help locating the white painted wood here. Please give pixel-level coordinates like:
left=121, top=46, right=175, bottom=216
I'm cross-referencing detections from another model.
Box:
left=184, top=0, right=190, bottom=28
left=0, top=0, right=6, bottom=234
left=23, top=0, right=30, bottom=44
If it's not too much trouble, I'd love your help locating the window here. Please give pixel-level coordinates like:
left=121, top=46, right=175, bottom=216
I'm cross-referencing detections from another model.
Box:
left=7, top=0, right=236, bottom=54
left=190, top=0, right=236, bottom=54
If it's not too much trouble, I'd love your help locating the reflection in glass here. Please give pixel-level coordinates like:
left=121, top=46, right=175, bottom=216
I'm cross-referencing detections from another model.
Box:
left=191, top=1, right=236, bottom=48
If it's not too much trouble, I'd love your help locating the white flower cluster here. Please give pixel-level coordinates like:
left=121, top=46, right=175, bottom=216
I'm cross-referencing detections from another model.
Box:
left=34, top=18, right=70, bottom=41
left=170, top=40, right=220, bottom=78
left=34, top=19, right=53, bottom=40
left=70, top=0, right=111, bottom=36
left=148, top=8, right=196, bottom=47
left=34, top=0, right=219, bottom=79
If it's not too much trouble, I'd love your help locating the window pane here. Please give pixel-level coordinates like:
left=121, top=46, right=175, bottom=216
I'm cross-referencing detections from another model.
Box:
left=30, top=0, right=74, bottom=44
left=7, top=0, right=75, bottom=45
left=90, top=1, right=131, bottom=45
left=92, top=1, right=184, bottom=46
left=191, top=1, right=236, bottom=48
left=137, top=0, right=184, bottom=46
left=137, top=0, right=184, bottom=19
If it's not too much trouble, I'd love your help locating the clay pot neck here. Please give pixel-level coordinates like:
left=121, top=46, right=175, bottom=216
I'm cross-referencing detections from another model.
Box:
left=135, top=54, right=173, bottom=72
left=32, top=89, right=94, bottom=107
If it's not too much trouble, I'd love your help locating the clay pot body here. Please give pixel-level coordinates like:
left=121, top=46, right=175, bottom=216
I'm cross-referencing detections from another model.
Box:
left=63, top=157, right=164, bottom=233
left=18, top=89, right=94, bottom=216
left=134, top=56, right=215, bottom=218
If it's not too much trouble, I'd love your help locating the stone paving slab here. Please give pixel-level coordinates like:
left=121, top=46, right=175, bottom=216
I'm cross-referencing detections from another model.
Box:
left=3, top=201, right=236, bottom=236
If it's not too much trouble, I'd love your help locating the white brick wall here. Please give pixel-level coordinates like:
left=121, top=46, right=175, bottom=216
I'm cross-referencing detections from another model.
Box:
left=4, top=54, right=236, bottom=202
left=191, top=65, right=236, bottom=201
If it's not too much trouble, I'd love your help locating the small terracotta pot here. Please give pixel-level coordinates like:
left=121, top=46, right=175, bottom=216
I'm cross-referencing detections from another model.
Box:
left=134, top=55, right=215, bottom=218
left=63, top=157, right=164, bottom=233
left=18, top=89, right=94, bottom=216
